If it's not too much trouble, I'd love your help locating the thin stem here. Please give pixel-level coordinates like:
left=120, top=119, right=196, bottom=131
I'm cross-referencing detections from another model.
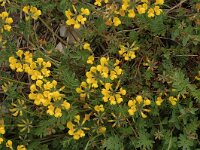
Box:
left=166, top=0, right=187, bottom=14
left=39, top=17, right=68, bottom=46
left=0, top=76, right=29, bottom=85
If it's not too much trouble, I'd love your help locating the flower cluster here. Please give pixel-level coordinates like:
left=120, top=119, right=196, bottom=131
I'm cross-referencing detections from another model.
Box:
left=66, top=115, right=89, bottom=140
left=102, top=3, right=122, bottom=26
left=76, top=57, right=123, bottom=100
left=101, top=82, right=126, bottom=105
left=136, top=0, right=163, bottom=18
left=119, top=42, right=139, bottom=61
left=0, top=11, right=13, bottom=32
left=128, top=95, right=151, bottom=118
left=76, top=81, right=94, bottom=99
left=100, top=0, right=164, bottom=27
left=9, top=50, right=51, bottom=80
left=9, top=50, right=70, bottom=118
left=117, top=0, right=136, bottom=18
left=65, top=6, right=90, bottom=29
left=95, top=57, right=122, bottom=81
left=22, top=5, right=42, bottom=20
left=29, top=79, right=70, bottom=118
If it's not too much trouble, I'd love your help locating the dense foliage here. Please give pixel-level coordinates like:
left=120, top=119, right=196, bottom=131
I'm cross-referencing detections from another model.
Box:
left=0, top=0, right=200, bottom=149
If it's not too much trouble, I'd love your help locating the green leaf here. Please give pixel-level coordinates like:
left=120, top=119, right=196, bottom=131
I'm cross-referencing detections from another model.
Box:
left=178, top=134, right=194, bottom=150
left=135, top=132, right=154, bottom=150
left=102, top=135, right=123, bottom=150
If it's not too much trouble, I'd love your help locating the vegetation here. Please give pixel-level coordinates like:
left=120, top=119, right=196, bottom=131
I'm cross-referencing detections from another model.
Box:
left=0, top=0, right=200, bottom=149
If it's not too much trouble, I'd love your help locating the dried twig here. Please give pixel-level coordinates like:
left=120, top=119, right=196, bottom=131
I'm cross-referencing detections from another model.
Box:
left=166, top=0, right=187, bottom=14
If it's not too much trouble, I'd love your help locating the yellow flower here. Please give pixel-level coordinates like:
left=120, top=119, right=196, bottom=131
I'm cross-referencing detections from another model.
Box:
left=6, top=140, right=13, bottom=150
left=154, top=6, right=162, bottom=15
left=128, top=100, right=137, bottom=115
left=62, top=101, right=71, bottom=110
left=97, top=126, right=106, bottom=134
left=16, top=49, right=24, bottom=58
left=54, top=107, right=62, bottom=118
left=23, top=5, right=41, bottom=20
left=168, top=96, right=178, bottom=106
left=94, top=0, right=102, bottom=6
left=143, top=99, right=151, bottom=106
left=81, top=8, right=90, bottom=16
left=67, top=121, right=74, bottom=129
left=51, top=91, right=63, bottom=100
left=148, top=8, right=155, bottom=18
left=1, top=11, right=8, bottom=20
left=23, top=6, right=30, bottom=14
left=0, top=137, right=3, bottom=144
left=15, top=63, right=23, bottom=72
left=65, top=9, right=73, bottom=19
left=0, top=0, right=6, bottom=6
left=83, top=42, right=91, bottom=51
left=156, top=96, right=163, bottom=106
left=66, top=115, right=89, bottom=140
left=0, top=126, right=5, bottom=134
left=17, top=145, right=27, bottom=150
left=113, top=17, right=121, bottom=26
left=4, top=25, right=11, bottom=31
left=128, top=95, right=151, bottom=118
left=86, top=68, right=98, bottom=88
left=66, top=18, right=76, bottom=25
left=101, top=82, right=126, bottom=105
left=136, top=95, right=143, bottom=104
left=74, top=115, right=80, bottom=123
left=74, top=21, right=81, bottom=29
left=128, top=9, right=135, bottom=18
left=141, top=0, right=148, bottom=3
left=76, top=15, right=87, bottom=25
left=47, top=105, right=55, bottom=116
left=141, top=111, right=147, bottom=118
left=137, top=5, right=146, bottom=14
left=100, top=57, right=109, bottom=66
left=119, top=44, right=138, bottom=61
left=36, top=80, right=43, bottom=88
left=155, top=0, right=164, bottom=5
left=94, top=104, right=104, bottom=112
left=121, top=2, right=129, bottom=11
left=87, top=55, right=94, bottom=64
left=5, top=17, right=13, bottom=24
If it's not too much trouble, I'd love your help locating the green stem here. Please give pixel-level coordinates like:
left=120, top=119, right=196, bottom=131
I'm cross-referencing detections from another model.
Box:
left=0, top=76, right=29, bottom=85
left=39, top=17, right=68, bottom=46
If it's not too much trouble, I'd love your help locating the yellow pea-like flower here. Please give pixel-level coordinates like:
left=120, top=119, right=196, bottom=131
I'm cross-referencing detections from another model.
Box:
left=128, top=9, right=135, bottom=18
left=81, top=8, right=90, bottom=16
left=113, top=17, right=121, bottom=26
left=155, top=0, right=164, bottom=5
left=5, top=17, right=13, bottom=24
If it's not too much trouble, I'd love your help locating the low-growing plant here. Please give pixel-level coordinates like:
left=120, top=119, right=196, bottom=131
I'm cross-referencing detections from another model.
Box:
left=0, top=0, right=200, bottom=150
